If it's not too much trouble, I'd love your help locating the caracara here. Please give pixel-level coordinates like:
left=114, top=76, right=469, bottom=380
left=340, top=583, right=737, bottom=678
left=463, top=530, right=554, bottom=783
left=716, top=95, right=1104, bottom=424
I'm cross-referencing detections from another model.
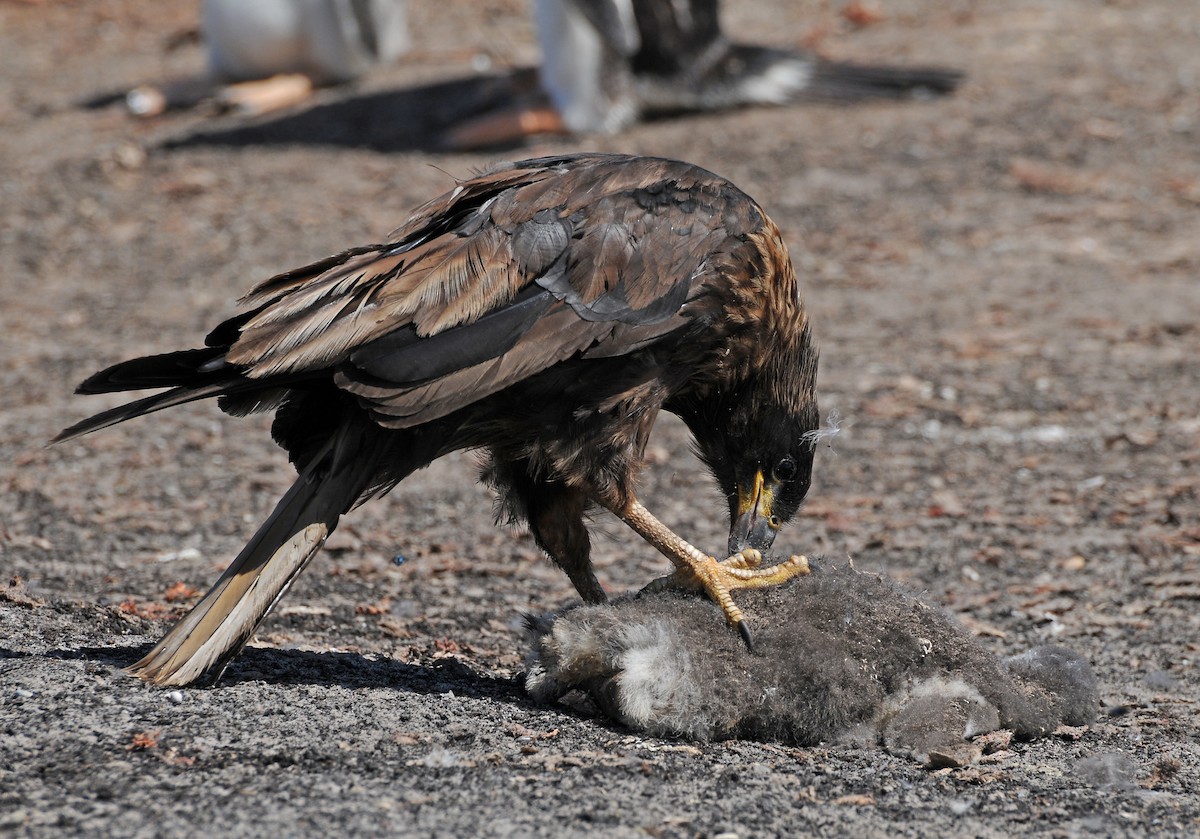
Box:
left=57, top=153, right=820, bottom=686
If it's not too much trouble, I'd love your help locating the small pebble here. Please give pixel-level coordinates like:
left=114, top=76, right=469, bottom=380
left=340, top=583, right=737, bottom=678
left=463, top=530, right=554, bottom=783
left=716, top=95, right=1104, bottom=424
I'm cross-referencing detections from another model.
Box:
left=167, top=690, right=186, bottom=705
left=15, top=689, right=34, bottom=699
left=157, top=547, right=203, bottom=563
left=0, top=808, right=29, bottom=829
left=947, top=797, right=974, bottom=815
left=1062, top=554, right=1087, bottom=571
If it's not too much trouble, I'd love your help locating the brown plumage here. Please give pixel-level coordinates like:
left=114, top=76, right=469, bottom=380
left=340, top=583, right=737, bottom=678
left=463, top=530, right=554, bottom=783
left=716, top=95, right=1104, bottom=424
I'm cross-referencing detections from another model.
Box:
left=56, top=153, right=820, bottom=686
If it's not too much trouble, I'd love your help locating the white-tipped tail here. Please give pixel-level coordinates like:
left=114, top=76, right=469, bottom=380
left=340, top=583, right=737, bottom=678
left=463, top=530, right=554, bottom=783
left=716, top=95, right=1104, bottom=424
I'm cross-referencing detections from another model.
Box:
left=127, top=424, right=378, bottom=686
left=128, top=522, right=329, bottom=686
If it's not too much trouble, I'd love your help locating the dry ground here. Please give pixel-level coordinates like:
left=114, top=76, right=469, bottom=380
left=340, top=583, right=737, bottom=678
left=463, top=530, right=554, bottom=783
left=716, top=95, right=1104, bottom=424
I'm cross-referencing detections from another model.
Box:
left=2, top=1, right=1198, bottom=836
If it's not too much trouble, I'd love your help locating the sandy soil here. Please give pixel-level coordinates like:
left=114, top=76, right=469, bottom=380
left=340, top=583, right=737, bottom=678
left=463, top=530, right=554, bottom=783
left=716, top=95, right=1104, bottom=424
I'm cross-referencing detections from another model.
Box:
left=2, top=1, right=1198, bottom=836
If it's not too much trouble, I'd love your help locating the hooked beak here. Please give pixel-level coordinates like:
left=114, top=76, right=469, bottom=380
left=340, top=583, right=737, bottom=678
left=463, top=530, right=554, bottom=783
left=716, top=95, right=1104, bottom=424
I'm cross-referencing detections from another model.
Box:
left=728, top=469, right=782, bottom=556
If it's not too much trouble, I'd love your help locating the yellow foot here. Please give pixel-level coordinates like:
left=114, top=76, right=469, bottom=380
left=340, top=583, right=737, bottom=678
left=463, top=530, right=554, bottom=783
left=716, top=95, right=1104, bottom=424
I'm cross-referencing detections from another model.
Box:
left=439, top=102, right=567, bottom=150
left=217, top=74, right=314, bottom=117
left=643, top=550, right=810, bottom=650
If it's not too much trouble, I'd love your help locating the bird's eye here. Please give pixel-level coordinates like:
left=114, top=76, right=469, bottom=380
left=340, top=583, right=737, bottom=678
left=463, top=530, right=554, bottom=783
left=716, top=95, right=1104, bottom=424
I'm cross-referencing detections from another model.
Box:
left=773, top=457, right=797, bottom=482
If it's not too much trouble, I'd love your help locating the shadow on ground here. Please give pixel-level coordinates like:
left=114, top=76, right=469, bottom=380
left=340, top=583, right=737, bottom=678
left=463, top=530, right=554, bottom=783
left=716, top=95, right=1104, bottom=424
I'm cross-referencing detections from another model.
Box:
left=25, top=640, right=523, bottom=700
left=161, top=71, right=531, bottom=153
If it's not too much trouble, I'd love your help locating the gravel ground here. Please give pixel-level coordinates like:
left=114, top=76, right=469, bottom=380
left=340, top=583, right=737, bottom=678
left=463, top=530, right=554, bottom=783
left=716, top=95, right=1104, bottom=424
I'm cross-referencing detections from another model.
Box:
left=2, top=1, right=1198, bottom=836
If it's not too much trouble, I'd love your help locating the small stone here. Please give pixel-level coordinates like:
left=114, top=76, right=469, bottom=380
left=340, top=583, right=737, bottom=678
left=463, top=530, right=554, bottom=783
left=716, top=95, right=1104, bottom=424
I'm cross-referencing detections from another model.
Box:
left=157, top=547, right=203, bottom=563
left=926, top=743, right=982, bottom=769
left=0, top=808, right=28, bottom=828
left=1123, top=428, right=1158, bottom=448
left=947, top=797, right=974, bottom=815
left=167, top=690, right=186, bottom=705
left=929, top=489, right=966, bottom=517
left=833, top=794, right=875, bottom=807
left=977, top=729, right=1013, bottom=752
left=114, top=142, right=147, bottom=170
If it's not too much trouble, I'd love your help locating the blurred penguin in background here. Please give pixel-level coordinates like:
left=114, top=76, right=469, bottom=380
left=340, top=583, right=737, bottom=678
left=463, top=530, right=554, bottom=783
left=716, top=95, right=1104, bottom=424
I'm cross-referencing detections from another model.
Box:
left=447, top=0, right=961, bottom=147
left=123, top=0, right=961, bottom=147
left=127, top=0, right=409, bottom=116
left=203, top=0, right=410, bottom=86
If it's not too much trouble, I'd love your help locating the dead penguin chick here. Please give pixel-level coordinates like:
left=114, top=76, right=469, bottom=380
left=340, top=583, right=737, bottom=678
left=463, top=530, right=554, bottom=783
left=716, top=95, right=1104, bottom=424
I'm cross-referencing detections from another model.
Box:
left=525, top=559, right=1099, bottom=764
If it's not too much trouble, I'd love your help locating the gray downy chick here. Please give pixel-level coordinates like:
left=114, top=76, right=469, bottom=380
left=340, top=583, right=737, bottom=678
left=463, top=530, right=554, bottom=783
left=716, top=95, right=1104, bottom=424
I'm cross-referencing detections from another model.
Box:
left=525, top=559, right=1098, bottom=764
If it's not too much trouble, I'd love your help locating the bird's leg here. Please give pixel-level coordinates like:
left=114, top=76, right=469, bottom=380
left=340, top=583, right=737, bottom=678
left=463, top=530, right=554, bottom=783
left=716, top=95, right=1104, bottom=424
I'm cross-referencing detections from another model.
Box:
left=215, top=74, right=314, bottom=116
left=485, top=455, right=607, bottom=602
left=526, top=482, right=606, bottom=604
left=439, top=90, right=567, bottom=151
left=603, top=496, right=809, bottom=643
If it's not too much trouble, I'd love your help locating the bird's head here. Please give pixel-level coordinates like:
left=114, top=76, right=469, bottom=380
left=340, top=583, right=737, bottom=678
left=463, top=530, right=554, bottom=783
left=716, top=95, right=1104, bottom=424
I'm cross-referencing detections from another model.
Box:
left=679, top=217, right=820, bottom=558
left=696, top=397, right=819, bottom=557
left=684, top=348, right=820, bottom=558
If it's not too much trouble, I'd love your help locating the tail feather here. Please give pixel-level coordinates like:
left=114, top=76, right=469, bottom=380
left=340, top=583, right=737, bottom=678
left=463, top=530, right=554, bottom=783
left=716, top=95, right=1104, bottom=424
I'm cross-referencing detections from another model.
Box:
left=637, top=44, right=961, bottom=113
left=53, top=381, right=238, bottom=444
left=53, top=348, right=307, bottom=444
left=76, top=348, right=228, bottom=394
left=127, top=425, right=378, bottom=686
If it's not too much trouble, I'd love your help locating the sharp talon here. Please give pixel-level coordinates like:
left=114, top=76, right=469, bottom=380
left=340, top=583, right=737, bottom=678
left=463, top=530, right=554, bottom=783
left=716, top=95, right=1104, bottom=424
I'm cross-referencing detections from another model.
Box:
left=738, top=619, right=755, bottom=653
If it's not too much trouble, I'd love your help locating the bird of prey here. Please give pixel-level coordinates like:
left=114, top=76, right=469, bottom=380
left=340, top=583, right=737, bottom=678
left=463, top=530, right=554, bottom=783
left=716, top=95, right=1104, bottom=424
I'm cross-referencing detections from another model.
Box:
left=56, top=153, right=820, bottom=687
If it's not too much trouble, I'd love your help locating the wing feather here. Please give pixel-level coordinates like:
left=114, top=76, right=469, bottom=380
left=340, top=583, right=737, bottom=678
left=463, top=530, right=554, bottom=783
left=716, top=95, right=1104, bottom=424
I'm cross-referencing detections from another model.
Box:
left=211, top=154, right=762, bottom=430
left=343, top=306, right=613, bottom=427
